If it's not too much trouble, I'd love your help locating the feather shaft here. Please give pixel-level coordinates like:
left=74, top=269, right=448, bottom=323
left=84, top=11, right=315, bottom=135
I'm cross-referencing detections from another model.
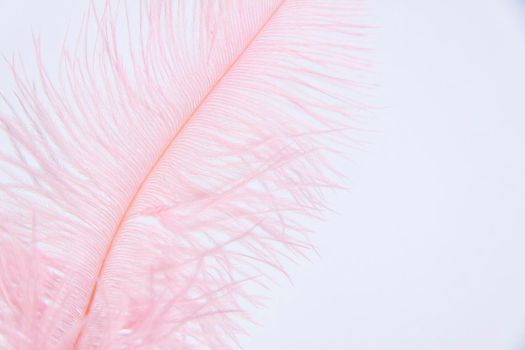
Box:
left=73, top=2, right=286, bottom=345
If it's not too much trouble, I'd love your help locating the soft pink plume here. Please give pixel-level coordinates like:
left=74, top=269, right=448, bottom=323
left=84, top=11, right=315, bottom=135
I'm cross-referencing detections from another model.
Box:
left=0, top=0, right=369, bottom=348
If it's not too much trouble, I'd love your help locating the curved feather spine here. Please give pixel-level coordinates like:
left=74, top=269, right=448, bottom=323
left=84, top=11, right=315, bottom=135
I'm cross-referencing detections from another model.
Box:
left=73, top=1, right=286, bottom=345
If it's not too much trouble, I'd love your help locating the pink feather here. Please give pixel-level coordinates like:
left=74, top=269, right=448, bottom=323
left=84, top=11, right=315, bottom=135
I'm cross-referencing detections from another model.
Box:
left=0, top=0, right=369, bottom=349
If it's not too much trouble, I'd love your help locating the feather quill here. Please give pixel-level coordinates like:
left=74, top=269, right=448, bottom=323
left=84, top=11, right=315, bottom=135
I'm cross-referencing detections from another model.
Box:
left=0, top=0, right=369, bottom=349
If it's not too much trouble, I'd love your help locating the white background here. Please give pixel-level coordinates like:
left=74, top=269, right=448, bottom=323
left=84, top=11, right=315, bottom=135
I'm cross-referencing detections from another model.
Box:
left=1, top=1, right=525, bottom=349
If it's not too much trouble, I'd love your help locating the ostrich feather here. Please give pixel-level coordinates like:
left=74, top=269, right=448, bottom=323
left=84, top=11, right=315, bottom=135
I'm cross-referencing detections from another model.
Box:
left=0, top=0, right=369, bottom=349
